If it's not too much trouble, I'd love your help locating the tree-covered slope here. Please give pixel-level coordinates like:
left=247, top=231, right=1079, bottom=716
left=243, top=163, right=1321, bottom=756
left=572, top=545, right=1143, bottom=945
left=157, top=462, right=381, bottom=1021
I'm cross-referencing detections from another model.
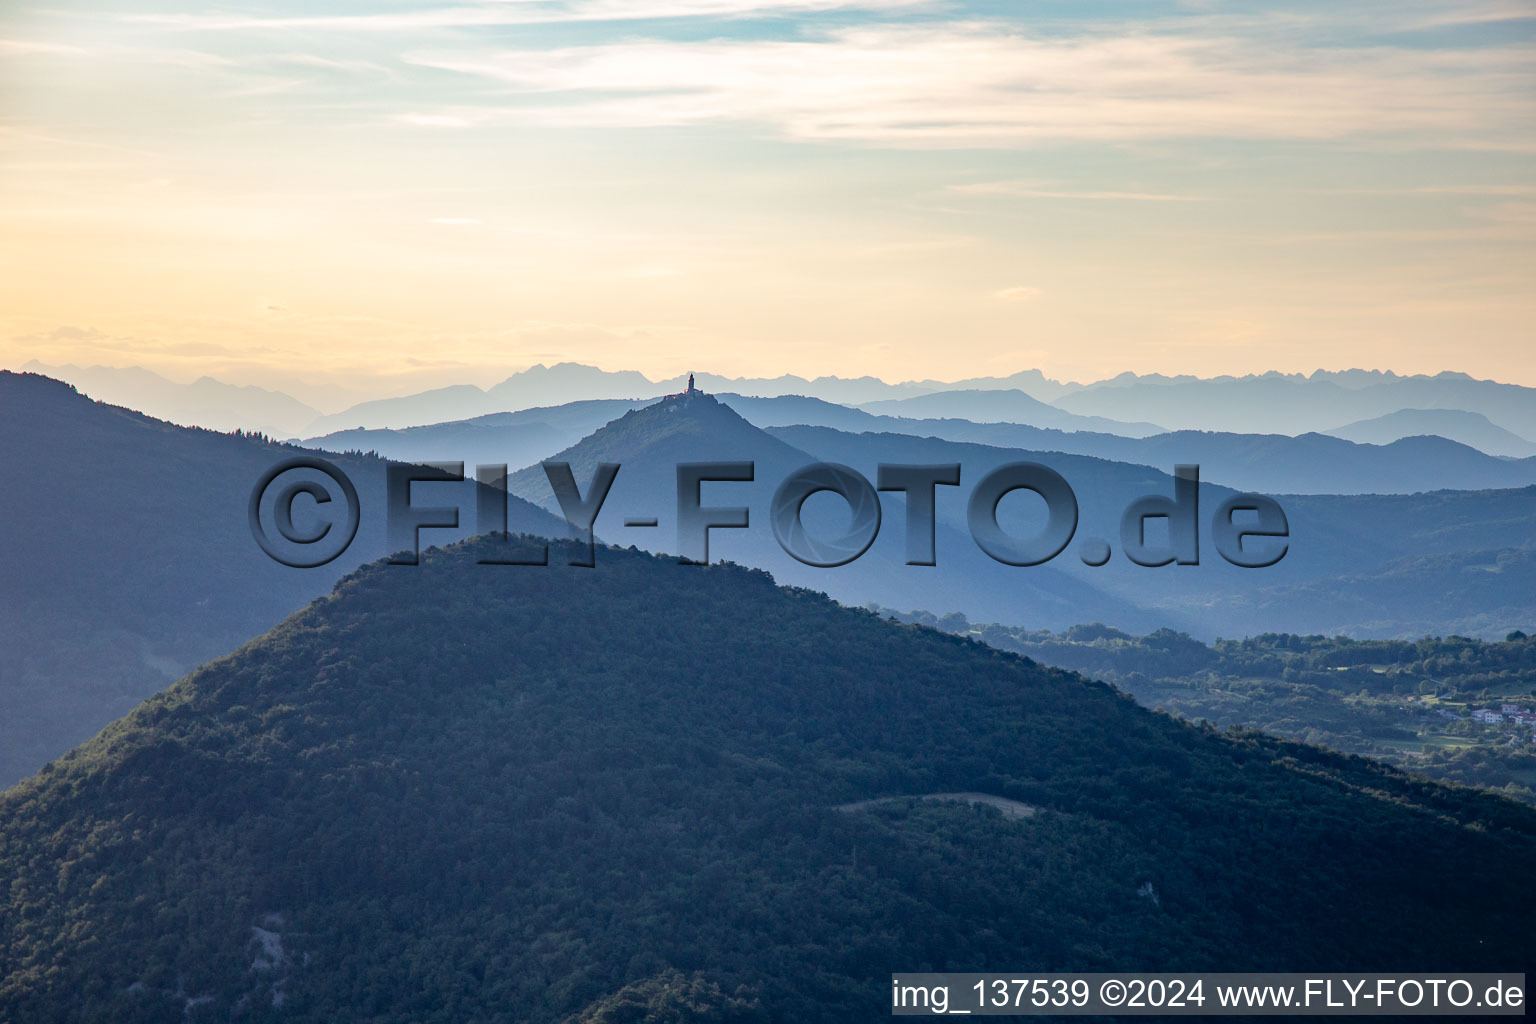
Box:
left=1, top=539, right=1532, bottom=1023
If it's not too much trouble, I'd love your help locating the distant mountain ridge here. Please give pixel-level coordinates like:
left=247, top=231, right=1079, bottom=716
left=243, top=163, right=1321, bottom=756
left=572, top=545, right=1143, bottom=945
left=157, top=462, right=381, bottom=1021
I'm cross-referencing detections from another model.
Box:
left=1326, top=408, right=1536, bottom=459
left=318, top=392, right=1536, bottom=497
left=302, top=399, right=657, bottom=473
left=766, top=423, right=1536, bottom=640
left=1056, top=370, right=1536, bottom=440
left=5, top=369, right=1535, bottom=787
left=854, top=389, right=1165, bottom=436
left=21, top=360, right=322, bottom=437
left=295, top=389, right=1536, bottom=638
left=307, top=364, right=1536, bottom=440
left=724, top=394, right=1536, bottom=494
left=18, top=359, right=1536, bottom=443
left=502, top=391, right=1159, bottom=633
left=300, top=365, right=1162, bottom=436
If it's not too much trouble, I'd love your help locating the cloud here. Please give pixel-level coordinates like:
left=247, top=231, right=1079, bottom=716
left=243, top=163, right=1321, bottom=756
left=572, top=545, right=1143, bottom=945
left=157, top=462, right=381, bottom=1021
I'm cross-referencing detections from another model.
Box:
left=16, top=325, right=111, bottom=345
left=26, top=4, right=1533, bottom=153
left=1267, top=201, right=1536, bottom=244
left=0, top=38, right=89, bottom=57
left=951, top=181, right=1205, bottom=201
left=117, top=0, right=928, bottom=33
left=994, top=286, right=1043, bottom=303
left=1304, top=185, right=1536, bottom=197
left=1391, top=0, right=1536, bottom=30
left=401, top=24, right=1536, bottom=148
left=397, top=113, right=477, bottom=128
left=162, top=341, right=243, bottom=356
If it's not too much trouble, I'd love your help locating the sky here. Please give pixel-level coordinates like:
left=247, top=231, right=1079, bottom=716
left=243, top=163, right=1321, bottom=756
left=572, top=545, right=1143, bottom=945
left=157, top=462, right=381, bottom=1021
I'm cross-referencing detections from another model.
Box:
left=2, top=0, right=1534, bottom=399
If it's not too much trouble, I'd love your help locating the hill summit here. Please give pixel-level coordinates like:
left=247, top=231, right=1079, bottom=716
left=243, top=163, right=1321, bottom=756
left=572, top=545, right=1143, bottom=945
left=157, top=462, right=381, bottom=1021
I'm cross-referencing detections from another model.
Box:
left=1, top=538, right=1533, bottom=1022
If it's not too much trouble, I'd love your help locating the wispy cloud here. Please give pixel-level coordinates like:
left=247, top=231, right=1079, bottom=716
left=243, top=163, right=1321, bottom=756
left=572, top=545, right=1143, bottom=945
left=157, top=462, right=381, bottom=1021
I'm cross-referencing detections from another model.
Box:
left=1391, top=0, right=1536, bottom=30
left=401, top=25, right=1536, bottom=148
left=118, top=0, right=929, bottom=33
left=397, top=113, right=477, bottom=128
left=0, top=38, right=89, bottom=57
left=1268, top=202, right=1536, bottom=243
left=1304, top=185, right=1536, bottom=197
left=950, top=181, right=1205, bottom=201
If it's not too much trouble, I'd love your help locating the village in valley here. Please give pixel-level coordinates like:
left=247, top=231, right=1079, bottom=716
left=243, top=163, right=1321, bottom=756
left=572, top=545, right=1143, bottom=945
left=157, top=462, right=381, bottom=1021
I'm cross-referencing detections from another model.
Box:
left=1431, top=699, right=1536, bottom=742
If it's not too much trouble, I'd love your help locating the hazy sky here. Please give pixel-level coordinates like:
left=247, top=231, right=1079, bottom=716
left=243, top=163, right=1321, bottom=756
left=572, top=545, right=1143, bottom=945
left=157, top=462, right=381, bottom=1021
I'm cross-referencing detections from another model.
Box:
left=2, top=0, right=1534, bottom=396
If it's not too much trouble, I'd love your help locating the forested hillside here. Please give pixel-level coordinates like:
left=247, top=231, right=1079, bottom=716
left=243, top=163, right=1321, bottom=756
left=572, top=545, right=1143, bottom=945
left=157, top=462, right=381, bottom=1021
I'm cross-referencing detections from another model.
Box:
left=1, top=539, right=1532, bottom=1022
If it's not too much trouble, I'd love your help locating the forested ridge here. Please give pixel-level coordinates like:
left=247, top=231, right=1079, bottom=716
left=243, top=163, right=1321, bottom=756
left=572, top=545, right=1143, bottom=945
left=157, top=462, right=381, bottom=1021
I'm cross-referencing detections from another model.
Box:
left=1, top=538, right=1533, bottom=1023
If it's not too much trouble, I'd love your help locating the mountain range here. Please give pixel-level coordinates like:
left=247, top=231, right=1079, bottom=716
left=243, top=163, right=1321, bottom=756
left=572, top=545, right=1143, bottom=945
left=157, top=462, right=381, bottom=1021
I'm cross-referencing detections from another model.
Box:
left=308, top=393, right=1536, bottom=497
left=301, top=371, right=1162, bottom=438
left=1055, top=370, right=1536, bottom=440
left=854, top=389, right=1165, bottom=435
left=764, top=424, right=1536, bottom=639
left=303, top=399, right=657, bottom=476
left=1326, top=408, right=1536, bottom=459
left=6, top=369, right=1534, bottom=793
left=723, top=395, right=1536, bottom=495
left=27, top=361, right=1536, bottom=454
left=502, top=392, right=1158, bottom=636
left=22, top=361, right=323, bottom=437
left=310, top=388, right=1536, bottom=638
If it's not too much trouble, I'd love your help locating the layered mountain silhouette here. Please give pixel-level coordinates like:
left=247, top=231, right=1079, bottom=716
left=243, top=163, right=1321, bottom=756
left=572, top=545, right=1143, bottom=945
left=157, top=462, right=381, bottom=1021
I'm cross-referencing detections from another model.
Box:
left=9, top=366, right=1534, bottom=801
left=303, top=398, right=657, bottom=474
left=8, top=368, right=1534, bottom=788
left=1054, top=370, right=1536, bottom=439
left=318, top=393, right=1536, bottom=498
left=1038, top=431, right=1536, bottom=494
left=23, top=361, right=322, bottom=437
left=768, top=425, right=1536, bottom=639
left=0, top=371, right=564, bottom=787
left=302, top=364, right=1536, bottom=442
left=309, top=371, right=1161, bottom=437
left=336, top=389, right=1536, bottom=638
left=723, top=395, right=1536, bottom=495
left=503, top=392, right=1158, bottom=634
left=304, top=365, right=663, bottom=435
left=25, top=360, right=1536, bottom=447
left=1326, top=408, right=1536, bottom=459
left=0, top=538, right=1531, bottom=1022
left=300, top=365, right=949, bottom=433
left=855, top=389, right=1165, bottom=436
